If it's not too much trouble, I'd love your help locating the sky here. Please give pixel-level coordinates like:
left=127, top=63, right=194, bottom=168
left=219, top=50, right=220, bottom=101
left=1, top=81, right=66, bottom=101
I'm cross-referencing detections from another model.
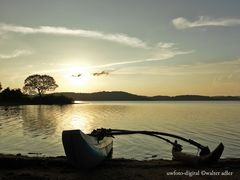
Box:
left=0, top=0, right=240, bottom=96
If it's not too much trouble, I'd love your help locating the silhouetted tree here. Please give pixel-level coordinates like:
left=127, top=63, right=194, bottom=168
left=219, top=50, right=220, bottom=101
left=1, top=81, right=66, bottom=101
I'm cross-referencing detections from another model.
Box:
left=23, top=74, right=58, bottom=96
left=0, top=82, right=2, bottom=92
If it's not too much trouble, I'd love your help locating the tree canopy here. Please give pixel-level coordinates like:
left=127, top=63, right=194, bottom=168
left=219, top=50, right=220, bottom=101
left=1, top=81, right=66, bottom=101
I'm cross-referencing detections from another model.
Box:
left=23, top=74, right=58, bottom=96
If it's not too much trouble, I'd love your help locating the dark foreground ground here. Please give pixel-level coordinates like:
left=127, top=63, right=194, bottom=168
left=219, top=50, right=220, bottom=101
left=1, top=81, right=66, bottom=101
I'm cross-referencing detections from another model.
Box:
left=0, top=154, right=239, bottom=180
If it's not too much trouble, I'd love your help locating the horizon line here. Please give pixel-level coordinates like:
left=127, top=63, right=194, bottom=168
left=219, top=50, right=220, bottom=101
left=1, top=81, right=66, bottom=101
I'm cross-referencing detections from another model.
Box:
left=53, top=90, right=240, bottom=97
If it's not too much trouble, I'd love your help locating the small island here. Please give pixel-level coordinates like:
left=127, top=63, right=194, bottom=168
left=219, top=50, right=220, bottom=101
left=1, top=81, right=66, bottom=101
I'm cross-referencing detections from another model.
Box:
left=0, top=74, right=73, bottom=105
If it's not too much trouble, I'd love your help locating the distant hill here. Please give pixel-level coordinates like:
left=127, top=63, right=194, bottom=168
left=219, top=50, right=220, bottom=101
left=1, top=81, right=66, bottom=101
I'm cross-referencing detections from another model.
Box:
left=54, top=91, right=150, bottom=101
left=152, top=95, right=240, bottom=101
left=53, top=91, right=240, bottom=101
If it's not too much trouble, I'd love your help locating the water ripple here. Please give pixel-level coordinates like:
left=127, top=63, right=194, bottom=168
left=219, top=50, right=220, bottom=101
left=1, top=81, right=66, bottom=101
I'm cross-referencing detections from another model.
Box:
left=0, top=102, right=240, bottom=160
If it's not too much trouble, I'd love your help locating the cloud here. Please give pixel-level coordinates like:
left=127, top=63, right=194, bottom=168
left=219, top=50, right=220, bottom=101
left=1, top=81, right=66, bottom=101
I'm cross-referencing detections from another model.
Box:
left=92, top=43, right=193, bottom=69
left=157, top=42, right=175, bottom=49
left=0, top=49, right=32, bottom=59
left=172, top=16, right=240, bottom=29
left=90, top=51, right=193, bottom=69
left=152, top=44, right=193, bottom=60
left=23, top=42, right=193, bottom=76
left=0, top=23, right=147, bottom=48
left=93, top=70, right=110, bottom=76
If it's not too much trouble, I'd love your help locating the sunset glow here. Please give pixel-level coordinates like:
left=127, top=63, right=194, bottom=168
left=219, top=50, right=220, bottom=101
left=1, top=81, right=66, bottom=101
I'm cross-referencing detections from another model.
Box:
left=0, top=1, right=240, bottom=96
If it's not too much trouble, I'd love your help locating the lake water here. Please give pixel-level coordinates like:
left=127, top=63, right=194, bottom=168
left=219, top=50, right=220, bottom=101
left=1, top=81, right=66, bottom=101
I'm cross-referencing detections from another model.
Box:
left=0, top=101, right=240, bottom=160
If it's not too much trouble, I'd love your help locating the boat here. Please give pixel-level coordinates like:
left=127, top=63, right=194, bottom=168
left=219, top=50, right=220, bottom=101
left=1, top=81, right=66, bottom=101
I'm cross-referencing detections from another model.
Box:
left=62, top=128, right=224, bottom=168
left=62, top=129, right=113, bottom=169
left=172, top=142, right=224, bottom=165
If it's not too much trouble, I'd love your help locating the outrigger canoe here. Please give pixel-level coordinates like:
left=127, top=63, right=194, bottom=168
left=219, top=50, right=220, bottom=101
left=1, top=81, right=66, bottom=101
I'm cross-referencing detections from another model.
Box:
left=62, top=129, right=113, bottom=169
left=62, top=128, right=224, bottom=168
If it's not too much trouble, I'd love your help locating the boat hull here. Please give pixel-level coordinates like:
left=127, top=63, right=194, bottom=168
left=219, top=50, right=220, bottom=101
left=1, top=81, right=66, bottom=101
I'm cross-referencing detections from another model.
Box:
left=62, top=129, right=113, bottom=168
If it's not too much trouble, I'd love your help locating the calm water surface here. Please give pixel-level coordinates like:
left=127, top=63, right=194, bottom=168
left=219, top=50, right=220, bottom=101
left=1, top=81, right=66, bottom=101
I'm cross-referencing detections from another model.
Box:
left=0, top=101, right=239, bottom=160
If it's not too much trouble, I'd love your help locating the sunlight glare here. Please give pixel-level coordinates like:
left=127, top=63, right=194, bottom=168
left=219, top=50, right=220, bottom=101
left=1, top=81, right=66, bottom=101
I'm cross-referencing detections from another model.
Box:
left=68, top=66, right=91, bottom=86
left=71, top=115, right=88, bottom=132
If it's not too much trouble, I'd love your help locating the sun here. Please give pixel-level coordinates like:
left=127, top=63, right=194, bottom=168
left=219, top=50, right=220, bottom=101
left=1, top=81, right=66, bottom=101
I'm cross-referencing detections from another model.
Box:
left=67, top=66, right=91, bottom=86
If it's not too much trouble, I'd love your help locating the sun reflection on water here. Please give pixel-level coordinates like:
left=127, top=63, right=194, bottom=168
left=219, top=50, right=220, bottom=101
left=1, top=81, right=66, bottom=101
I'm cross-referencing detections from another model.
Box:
left=70, top=115, right=88, bottom=132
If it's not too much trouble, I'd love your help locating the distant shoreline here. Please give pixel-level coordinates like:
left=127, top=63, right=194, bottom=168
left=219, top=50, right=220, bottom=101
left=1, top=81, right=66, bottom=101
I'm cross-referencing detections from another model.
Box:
left=54, top=91, right=240, bottom=101
left=0, top=102, right=75, bottom=106
left=1, top=99, right=240, bottom=106
left=1, top=91, right=240, bottom=106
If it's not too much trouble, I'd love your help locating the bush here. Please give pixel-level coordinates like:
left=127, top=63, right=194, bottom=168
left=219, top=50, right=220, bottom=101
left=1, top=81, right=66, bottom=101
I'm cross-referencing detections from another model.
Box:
left=0, top=87, right=73, bottom=105
left=0, top=88, right=27, bottom=102
left=31, top=95, right=73, bottom=105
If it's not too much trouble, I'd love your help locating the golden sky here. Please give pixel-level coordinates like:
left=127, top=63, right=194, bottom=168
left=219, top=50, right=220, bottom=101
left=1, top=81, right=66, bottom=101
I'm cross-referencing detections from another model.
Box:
left=0, top=0, right=240, bottom=96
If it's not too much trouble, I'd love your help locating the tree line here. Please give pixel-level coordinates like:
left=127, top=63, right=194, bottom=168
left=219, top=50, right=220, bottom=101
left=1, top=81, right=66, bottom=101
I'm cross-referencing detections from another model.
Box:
left=0, top=74, right=72, bottom=105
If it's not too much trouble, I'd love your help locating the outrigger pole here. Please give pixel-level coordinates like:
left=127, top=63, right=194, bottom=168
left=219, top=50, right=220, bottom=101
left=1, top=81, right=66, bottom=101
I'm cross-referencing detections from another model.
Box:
left=90, top=128, right=211, bottom=155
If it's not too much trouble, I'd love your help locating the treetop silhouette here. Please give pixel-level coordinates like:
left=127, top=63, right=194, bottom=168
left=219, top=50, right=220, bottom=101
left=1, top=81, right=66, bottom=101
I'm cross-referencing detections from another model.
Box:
left=23, top=74, right=58, bottom=96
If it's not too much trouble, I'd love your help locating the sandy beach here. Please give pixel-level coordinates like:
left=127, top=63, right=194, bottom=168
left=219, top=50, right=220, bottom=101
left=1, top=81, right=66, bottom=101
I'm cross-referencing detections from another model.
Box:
left=0, top=154, right=239, bottom=180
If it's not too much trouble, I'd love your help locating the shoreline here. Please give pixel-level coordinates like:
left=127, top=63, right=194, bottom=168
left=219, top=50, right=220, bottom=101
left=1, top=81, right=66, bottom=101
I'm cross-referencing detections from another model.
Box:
left=0, top=154, right=239, bottom=180
left=1, top=100, right=240, bottom=106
